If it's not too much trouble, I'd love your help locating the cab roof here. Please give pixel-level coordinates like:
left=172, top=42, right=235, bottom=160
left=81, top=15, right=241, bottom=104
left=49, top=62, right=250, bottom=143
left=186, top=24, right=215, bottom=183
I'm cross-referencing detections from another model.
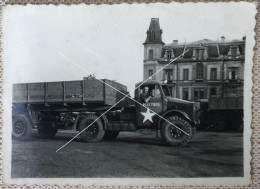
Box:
left=135, top=80, right=165, bottom=88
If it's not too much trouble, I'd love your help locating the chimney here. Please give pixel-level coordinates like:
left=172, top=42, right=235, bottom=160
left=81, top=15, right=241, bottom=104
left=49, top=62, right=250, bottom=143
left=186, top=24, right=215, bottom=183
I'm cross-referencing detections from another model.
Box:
left=173, top=40, right=178, bottom=45
left=221, top=36, right=225, bottom=42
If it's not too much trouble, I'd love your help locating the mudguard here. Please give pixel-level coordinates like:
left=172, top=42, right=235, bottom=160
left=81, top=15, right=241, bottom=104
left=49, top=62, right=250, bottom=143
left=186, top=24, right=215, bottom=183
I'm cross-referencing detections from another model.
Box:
left=157, top=109, right=193, bottom=129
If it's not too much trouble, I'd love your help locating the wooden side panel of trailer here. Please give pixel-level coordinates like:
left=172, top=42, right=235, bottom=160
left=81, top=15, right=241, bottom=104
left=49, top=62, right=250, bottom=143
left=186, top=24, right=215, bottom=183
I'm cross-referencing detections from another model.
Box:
left=104, top=79, right=128, bottom=106
left=46, top=82, right=63, bottom=102
left=83, top=80, right=104, bottom=102
left=28, top=83, right=45, bottom=103
left=13, top=79, right=128, bottom=106
left=13, top=83, right=28, bottom=103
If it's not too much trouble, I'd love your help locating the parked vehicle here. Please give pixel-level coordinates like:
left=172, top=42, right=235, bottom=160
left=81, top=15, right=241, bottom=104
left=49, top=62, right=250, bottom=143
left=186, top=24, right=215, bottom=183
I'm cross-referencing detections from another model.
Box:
left=198, top=96, right=243, bottom=132
left=12, top=78, right=199, bottom=146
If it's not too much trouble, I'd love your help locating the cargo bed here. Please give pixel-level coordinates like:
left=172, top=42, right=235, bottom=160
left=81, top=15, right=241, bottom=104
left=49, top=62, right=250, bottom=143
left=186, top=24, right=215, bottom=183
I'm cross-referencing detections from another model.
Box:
left=13, top=79, right=128, bottom=106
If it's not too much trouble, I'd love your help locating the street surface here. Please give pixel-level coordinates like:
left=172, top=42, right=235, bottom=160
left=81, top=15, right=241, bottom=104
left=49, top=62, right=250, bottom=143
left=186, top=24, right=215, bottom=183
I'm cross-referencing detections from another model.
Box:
left=12, top=130, right=243, bottom=178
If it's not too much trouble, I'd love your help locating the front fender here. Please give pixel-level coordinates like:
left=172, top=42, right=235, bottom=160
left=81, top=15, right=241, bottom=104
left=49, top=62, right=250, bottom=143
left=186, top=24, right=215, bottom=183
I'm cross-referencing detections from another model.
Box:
left=157, top=110, right=193, bottom=129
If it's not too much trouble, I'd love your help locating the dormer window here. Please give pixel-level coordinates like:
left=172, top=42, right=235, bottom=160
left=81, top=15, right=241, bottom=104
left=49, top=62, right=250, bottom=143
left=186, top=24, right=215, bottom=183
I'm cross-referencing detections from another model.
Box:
left=194, top=48, right=205, bottom=59
left=231, top=46, right=237, bottom=58
left=195, top=49, right=199, bottom=59
left=166, top=50, right=172, bottom=60
left=229, top=46, right=240, bottom=58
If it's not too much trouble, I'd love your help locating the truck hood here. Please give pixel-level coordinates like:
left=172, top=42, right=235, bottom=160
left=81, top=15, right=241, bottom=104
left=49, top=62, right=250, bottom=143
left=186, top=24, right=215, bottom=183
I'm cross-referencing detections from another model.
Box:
left=166, top=97, right=195, bottom=105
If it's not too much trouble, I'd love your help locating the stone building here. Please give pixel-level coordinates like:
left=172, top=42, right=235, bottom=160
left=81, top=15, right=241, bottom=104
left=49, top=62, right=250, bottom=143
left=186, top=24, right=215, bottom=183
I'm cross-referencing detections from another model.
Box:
left=143, top=18, right=245, bottom=100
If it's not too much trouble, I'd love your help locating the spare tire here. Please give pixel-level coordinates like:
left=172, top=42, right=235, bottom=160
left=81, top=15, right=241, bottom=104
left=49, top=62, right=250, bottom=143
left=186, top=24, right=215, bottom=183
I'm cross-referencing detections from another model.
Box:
left=79, top=114, right=105, bottom=143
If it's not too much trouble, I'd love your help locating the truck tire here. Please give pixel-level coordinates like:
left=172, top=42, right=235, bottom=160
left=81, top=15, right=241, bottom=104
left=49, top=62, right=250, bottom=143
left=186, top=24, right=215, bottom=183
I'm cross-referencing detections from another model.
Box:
left=103, top=131, right=120, bottom=140
left=12, top=114, right=32, bottom=140
left=79, top=114, right=105, bottom=143
left=160, top=116, right=192, bottom=147
left=38, top=119, right=58, bottom=139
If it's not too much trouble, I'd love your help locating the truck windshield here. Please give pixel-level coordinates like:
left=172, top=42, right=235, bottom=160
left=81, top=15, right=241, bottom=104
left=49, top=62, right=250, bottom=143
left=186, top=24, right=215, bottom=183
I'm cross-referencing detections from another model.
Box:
left=162, top=85, right=171, bottom=97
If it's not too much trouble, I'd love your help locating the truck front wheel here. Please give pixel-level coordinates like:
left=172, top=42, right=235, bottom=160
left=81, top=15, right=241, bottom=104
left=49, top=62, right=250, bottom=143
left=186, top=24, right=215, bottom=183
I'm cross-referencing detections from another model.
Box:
left=160, top=116, right=192, bottom=147
left=79, top=114, right=105, bottom=143
left=38, top=119, right=58, bottom=139
left=12, top=114, right=32, bottom=140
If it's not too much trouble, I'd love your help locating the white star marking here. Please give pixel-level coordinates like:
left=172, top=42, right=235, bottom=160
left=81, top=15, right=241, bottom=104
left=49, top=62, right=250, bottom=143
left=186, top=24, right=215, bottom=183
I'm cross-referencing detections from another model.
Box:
left=141, top=108, right=156, bottom=123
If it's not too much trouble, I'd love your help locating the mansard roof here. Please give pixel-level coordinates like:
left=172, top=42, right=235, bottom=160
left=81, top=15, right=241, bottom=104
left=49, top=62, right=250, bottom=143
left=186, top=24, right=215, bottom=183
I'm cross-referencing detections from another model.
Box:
left=143, top=18, right=164, bottom=45
left=162, top=38, right=245, bottom=59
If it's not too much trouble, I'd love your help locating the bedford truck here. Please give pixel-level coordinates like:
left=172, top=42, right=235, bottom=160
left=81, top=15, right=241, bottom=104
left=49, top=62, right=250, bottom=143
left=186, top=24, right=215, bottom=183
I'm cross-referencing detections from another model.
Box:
left=12, top=78, right=198, bottom=146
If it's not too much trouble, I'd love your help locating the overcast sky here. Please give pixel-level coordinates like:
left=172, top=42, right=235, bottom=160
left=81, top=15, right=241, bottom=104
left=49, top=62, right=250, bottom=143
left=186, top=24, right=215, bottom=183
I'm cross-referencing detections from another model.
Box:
left=2, top=2, right=256, bottom=92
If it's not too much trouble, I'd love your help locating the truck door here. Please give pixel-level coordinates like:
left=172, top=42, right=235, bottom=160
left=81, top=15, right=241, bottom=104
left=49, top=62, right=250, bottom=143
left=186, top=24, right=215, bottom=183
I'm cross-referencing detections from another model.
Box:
left=135, top=84, right=163, bottom=128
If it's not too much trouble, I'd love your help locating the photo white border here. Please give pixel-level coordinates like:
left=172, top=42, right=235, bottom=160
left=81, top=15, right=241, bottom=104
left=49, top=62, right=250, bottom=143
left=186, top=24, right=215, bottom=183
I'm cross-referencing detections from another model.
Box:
left=1, top=2, right=257, bottom=186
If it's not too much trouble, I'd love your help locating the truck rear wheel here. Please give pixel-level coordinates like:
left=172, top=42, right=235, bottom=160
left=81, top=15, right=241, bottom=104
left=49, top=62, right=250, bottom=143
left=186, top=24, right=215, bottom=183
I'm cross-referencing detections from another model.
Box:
left=79, top=114, right=105, bottom=143
left=38, top=119, right=58, bottom=139
left=103, top=131, right=120, bottom=140
left=160, top=116, right=192, bottom=147
left=12, top=114, right=32, bottom=140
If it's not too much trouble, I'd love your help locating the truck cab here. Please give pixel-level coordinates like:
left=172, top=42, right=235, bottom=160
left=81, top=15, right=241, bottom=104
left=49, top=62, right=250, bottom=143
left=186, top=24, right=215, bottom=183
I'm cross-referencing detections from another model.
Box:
left=135, top=80, right=197, bottom=129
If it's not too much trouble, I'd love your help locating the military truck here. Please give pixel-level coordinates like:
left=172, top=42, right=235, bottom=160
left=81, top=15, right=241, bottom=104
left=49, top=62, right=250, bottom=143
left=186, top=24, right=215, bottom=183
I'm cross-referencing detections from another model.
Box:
left=12, top=78, right=199, bottom=146
left=198, top=96, right=243, bottom=132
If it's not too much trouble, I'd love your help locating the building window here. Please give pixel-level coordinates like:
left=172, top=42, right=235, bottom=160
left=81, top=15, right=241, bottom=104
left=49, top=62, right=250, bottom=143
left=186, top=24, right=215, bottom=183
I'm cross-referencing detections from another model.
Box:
left=230, top=46, right=238, bottom=58
left=199, top=49, right=205, bottom=59
left=194, top=88, right=205, bottom=99
left=229, top=67, right=238, bottom=80
left=210, top=88, right=217, bottom=98
left=148, top=69, right=153, bottom=80
left=164, top=69, right=173, bottom=81
left=183, top=69, right=189, bottom=81
left=196, top=63, right=203, bottom=80
left=148, top=49, right=153, bottom=60
left=183, top=88, right=189, bottom=100
left=150, top=28, right=155, bottom=38
left=195, top=48, right=205, bottom=59
left=195, top=49, right=199, bottom=59
left=210, top=68, right=217, bottom=80
left=166, top=51, right=171, bottom=60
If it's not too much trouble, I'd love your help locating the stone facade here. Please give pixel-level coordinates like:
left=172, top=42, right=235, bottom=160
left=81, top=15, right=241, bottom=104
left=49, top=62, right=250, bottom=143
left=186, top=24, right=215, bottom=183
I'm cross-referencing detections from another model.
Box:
left=143, top=18, right=245, bottom=101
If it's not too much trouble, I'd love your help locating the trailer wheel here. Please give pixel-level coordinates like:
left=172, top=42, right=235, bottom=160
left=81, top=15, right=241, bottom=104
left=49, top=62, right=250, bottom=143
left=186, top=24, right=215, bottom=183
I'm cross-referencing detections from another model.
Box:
left=79, top=114, right=105, bottom=143
left=160, top=116, right=192, bottom=147
left=103, top=131, right=120, bottom=140
left=38, top=119, right=58, bottom=139
left=12, top=114, right=32, bottom=140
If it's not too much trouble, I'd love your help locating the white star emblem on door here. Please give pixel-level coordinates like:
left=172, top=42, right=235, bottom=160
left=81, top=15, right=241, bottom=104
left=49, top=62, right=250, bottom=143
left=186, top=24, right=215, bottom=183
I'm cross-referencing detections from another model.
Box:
left=140, top=108, right=156, bottom=123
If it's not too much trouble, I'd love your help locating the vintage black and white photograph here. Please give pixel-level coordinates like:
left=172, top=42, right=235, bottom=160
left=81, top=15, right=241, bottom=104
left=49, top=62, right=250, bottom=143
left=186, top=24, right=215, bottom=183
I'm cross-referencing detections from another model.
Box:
left=2, top=2, right=256, bottom=186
